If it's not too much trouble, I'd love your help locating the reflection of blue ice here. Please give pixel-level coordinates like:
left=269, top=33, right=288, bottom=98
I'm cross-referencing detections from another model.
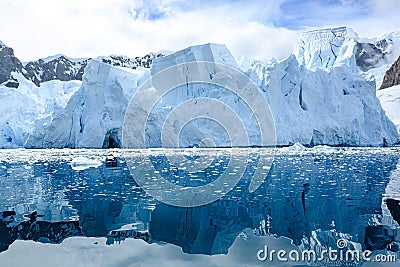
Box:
left=0, top=148, right=399, bottom=262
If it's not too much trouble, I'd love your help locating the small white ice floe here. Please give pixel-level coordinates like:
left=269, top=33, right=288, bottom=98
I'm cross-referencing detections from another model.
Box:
left=311, top=145, right=336, bottom=152
left=70, top=156, right=102, bottom=171
left=288, top=142, right=306, bottom=151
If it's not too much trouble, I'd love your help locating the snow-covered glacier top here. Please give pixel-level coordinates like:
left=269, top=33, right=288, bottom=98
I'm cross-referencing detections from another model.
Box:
left=293, top=26, right=359, bottom=70
left=151, top=43, right=238, bottom=74
left=290, top=26, right=400, bottom=89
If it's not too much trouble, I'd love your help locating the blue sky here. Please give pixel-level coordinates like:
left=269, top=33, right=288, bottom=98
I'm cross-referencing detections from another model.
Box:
left=131, top=0, right=370, bottom=29
left=275, top=0, right=369, bottom=29
left=0, top=0, right=399, bottom=61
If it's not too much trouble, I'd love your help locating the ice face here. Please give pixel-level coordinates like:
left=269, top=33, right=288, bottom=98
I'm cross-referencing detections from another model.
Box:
left=3, top=28, right=399, bottom=148
left=25, top=60, right=149, bottom=148
left=245, top=43, right=398, bottom=146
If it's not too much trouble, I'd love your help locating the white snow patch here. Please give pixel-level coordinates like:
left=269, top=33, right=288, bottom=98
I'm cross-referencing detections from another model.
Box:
left=364, top=65, right=391, bottom=89
left=377, top=85, right=400, bottom=135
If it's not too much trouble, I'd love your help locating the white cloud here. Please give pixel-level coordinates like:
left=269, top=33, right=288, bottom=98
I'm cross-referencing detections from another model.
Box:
left=347, top=0, right=400, bottom=38
left=0, top=0, right=298, bottom=61
left=0, top=0, right=398, bottom=62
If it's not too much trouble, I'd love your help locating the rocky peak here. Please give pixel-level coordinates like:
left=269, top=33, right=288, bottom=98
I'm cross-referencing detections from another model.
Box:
left=0, top=41, right=164, bottom=88
left=0, top=42, right=23, bottom=88
left=23, top=56, right=88, bottom=86
left=355, top=39, right=388, bottom=72
left=380, top=55, right=400, bottom=89
left=101, top=53, right=163, bottom=69
left=22, top=53, right=164, bottom=87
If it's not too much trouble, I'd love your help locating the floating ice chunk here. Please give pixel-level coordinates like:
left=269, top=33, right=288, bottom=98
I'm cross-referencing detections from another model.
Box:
left=311, top=145, right=336, bottom=152
left=288, top=142, right=306, bottom=151
left=70, top=156, right=102, bottom=171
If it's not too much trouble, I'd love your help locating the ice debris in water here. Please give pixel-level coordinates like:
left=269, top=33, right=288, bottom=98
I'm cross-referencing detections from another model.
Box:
left=69, top=156, right=102, bottom=171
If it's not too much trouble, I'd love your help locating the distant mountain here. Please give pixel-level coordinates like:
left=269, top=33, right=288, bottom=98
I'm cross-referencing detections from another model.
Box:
left=357, top=30, right=400, bottom=88
left=0, top=43, right=23, bottom=88
left=355, top=38, right=392, bottom=72
left=22, top=56, right=88, bottom=86
left=0, top=41, right=164, bottom=87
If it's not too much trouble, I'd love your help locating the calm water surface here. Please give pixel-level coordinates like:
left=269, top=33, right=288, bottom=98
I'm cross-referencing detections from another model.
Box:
left=0, top=147, right=399, bottom=266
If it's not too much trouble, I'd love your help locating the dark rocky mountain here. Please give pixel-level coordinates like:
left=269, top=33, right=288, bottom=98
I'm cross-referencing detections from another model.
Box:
left=355, top=39, right=388, bottom=72
left=0, top=41, right=164, bottom=88
left=23, top=56, right=89, bottom=86
left=0, top=43, right=23, bottom=88
left=100, top=54, right=158, bottom=69
left=380, top=55, right=400, bottom=89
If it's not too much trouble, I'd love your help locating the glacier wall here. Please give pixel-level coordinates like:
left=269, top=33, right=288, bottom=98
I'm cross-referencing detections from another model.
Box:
left=25, top=62, right=150, bottom=148
left=4, top=27, right=399, bottom=148
left=0, top=77, right=81, bottom=148
left=246, top=27, right=398, bottom=146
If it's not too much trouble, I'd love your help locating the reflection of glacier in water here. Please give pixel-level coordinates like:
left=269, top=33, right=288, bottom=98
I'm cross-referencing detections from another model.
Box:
left=0, top=148, right=399, bottom=265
